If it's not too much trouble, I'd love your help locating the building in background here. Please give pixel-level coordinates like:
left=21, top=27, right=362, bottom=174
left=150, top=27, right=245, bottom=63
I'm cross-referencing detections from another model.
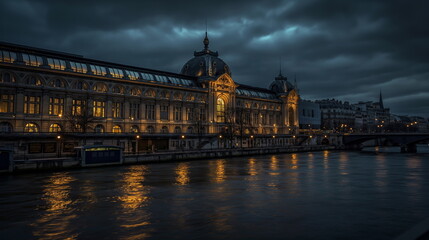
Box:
left=316, top=99, right=355, bottom=132
left=298, top=99, right=321, bottom=132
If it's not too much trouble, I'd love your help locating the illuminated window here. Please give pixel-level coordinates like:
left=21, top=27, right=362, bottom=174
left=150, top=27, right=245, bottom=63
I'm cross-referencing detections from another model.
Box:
left=70, top=61, right=88, bottom=73
left=24, top=123, right=39, bottom=133
left=0, top=72, right=15, bottom=83
left=112, top=125, right=122, bottom=133
left=0, top=51, right=17, bottom=63
left=47, top=58, right=66, bottom=70
left=72, top=99, right=86, bottom=116
left=0, top=122, right=12, bottom=133
left=0, top=94, right=14, bottom=113
left=49, top=97, right=64, bottom=116
left=112, top=102, right=123, bottom=118
left=24, top=96, right=40, bottom=114
left=93, top=83, right=108, bottom=93
left=216, top=98, right=225, bottom=122
left=130, top=125, right=139, bottom=133
left=145, top=104, right=155, bottom=120
left=145, top=89, right=156, bottom=97
left=174, top=106, right=182, bottom=121
left=130, top=103, right=140, bottom=120
left=49, top=123, right=62, bottom=132
left=186, top=107, right=194, bottom=121
left=93, top=100, right=105, bottom=117
left=160, top=105, right=169, bottom=120
left=89, top=65, right=107, bottom=76
left=130, top=88, right=141, bottom=96
left=108, top=68, right=124, bottom=78
left=22, top=54, right=43, bottom=67
left=94, top=124, right=104, bottom=133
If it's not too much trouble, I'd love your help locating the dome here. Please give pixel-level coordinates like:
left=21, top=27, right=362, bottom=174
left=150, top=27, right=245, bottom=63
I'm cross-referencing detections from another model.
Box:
left=269, top=72, right=295, bottom=94
left=180, top=33, right=231, bottom=78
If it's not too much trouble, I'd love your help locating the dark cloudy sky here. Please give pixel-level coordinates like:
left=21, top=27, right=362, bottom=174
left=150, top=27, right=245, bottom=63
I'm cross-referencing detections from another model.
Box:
left=1, top=0, right=428, bottom=117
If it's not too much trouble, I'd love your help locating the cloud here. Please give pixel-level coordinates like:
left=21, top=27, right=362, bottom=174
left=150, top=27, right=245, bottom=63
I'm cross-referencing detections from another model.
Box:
left=1, top=0, right=428, bottom=116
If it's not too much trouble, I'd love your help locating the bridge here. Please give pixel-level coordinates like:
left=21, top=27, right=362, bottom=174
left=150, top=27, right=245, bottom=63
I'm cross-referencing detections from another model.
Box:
left=342, top=133, right=429, bottom=153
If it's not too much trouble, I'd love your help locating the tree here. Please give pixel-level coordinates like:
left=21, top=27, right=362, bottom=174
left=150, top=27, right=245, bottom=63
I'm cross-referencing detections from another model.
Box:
left=64, top=97, right=95, bottom=144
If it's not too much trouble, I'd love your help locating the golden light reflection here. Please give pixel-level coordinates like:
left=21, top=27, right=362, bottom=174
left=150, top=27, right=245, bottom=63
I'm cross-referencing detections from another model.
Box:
left=175, top=162, right=190, bottom=185
left=212, top=159, right=226, bottom=183
left=290, top=153, right=298, bottom=169
left=323, top=150, right=329, bottom=169
left=338, top=152, right=349, bottom=176
left=32, top=172, right=78, bottom=240
left=117, top=166, right=152, bottom=240
left=269, top=156, right=280, bottom=176
left=118, top=166, right=150, bottom=210
left=248, top=158, right=258, bottom=176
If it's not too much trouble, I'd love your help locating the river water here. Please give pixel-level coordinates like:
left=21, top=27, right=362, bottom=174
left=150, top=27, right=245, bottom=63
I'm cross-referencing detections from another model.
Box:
left=1, top=151, right=429, bottom=240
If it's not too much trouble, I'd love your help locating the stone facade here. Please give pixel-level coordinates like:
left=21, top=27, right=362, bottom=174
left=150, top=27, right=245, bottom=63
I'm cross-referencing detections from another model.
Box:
left=0, top=37, right=299, bottom=158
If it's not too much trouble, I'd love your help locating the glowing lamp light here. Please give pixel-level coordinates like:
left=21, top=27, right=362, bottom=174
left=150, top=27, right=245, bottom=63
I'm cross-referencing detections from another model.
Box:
left=56, top=135, right=61, bottom=139
left=181, top=135, right=185, bottom=139
left=136, top=135, right=140, bottom=139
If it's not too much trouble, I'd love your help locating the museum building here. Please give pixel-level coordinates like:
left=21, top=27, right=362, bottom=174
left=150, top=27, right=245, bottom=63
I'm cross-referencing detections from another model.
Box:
left=0, top=34, right=299, bottom=158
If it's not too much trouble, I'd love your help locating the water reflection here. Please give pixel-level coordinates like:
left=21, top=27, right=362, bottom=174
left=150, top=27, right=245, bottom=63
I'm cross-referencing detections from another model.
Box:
left=117, top=165, right=152, bottom=240
left=248, top=157, right=258, bottom=176
left=175, top=162, right=190, bottom=186
left=323, top=150, right=329, bottom=169
left=269, top=156, right=280, bottom=176
left=211, top=159, right=226, bottom=183
left=375, top=154, right=387, bottom=191
left=290, top=153, right=298, bottom=169
left=117, top=165, right=150, bottom=210
left=338, top=152, right=349, bottom=175
left=32, top=172, right=78, bottom=239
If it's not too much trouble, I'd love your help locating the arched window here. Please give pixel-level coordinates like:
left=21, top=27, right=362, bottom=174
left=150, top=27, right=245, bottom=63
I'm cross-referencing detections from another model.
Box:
left=26, top=76, right=42, bottom=86
left=288, top=107, right=295, bottom=127
left=145, top=89, right=156, bottom=97
left=130, top=125, right=139, bottom=133
left=187, top=127, right=193, bottom=134
left=94, top=124, right=105, bottom=133
left=74, top=124, right=83, bottom=133
left=216, top=98, right=225, bottom=122
left=112, top=85, right=124, bottom=94
left=49, top=123, right=62, bottom=132
left=93, top=82, right=108, bottom=93
left=24, top=123, right=39, bottom=133
left=147, top=126, right=154, bottom=133
left=51, top=79, right=65, bottom=88
left=112, top=125, right=122, bottom=133
left=0, top=122, right=13, bottom=132
left=130, top=87, right=141, bottom=96
left=75, top=81, right=89, bottom=90
left=161, top=126, right=169, bottom=133
left=174, top=126, right=181, bottom=134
